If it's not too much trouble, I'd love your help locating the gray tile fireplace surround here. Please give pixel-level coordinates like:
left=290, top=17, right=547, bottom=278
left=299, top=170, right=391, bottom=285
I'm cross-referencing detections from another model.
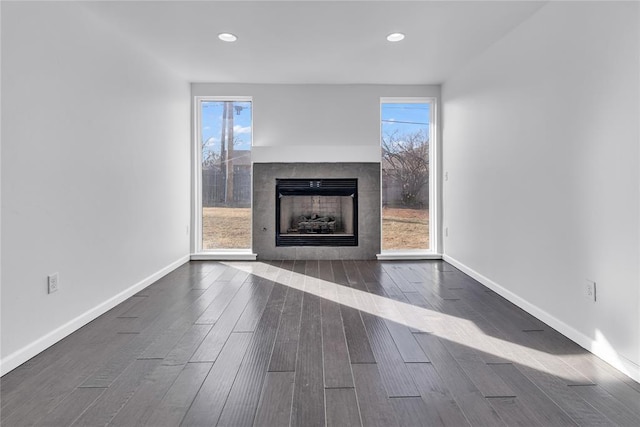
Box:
left=253, top=162, right=381, bottom=260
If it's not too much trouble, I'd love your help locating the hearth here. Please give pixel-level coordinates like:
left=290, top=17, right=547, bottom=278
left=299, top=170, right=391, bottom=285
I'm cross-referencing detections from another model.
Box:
left=276, top=178, right=358, bottom=246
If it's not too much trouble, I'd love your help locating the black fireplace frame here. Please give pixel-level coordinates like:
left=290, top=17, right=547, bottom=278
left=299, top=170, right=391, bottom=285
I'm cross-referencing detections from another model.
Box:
left=275, top=178, right=358, bottom=247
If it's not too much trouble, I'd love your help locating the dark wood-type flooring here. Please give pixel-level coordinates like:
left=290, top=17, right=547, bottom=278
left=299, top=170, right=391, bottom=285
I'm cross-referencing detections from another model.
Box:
left=2, top=260, right=640, bottom=426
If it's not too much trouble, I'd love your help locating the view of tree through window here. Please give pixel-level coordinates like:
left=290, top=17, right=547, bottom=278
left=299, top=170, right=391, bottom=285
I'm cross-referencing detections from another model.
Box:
left=381, top=102, right=430, bottom=250
left=200, top=100, right=252, bottom=250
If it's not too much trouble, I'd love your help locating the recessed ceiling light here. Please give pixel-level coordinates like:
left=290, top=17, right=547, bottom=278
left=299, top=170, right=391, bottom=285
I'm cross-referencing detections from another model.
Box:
left=386, top=32, right=405, bottom=42
left=218, top=33, right=238, bottom=42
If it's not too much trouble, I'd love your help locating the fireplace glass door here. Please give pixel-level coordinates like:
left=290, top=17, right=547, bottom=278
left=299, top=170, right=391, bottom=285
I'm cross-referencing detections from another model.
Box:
left=276, top=179, right=358, bottom=246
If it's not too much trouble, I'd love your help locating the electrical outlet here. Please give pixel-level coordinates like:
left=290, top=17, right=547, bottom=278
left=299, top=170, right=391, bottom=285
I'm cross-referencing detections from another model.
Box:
left=585, top=280, right=596, bottom=302
left=445, top=227, right=449, bottom=237
left=445, top=171, right=449, bottom=181
left=48, top=273, right=59, bottom=294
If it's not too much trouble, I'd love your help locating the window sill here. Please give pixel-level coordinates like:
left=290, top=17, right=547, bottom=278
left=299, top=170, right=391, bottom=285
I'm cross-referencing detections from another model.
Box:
left=191, top=251, right=257, bottom=261
left=376, top=251, right=442, bottom=261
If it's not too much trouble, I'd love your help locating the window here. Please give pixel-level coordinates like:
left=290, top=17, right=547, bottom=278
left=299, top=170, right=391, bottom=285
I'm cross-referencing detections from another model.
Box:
left=380, top=99, right=433, bottom=251
left=196, top=97, right=252, bottom=251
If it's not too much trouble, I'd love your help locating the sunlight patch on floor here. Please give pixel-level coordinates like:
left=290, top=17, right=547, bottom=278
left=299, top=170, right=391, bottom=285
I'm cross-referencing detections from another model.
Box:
left=222, top=261, right=570, bottom=376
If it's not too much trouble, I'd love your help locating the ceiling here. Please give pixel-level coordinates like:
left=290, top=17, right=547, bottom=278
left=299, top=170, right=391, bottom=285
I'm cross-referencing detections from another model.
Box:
left=82, top=1, right=547, bottom=85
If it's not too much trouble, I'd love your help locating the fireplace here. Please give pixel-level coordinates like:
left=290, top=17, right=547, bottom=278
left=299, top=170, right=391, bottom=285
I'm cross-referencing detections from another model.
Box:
left=253, top=163, right=379, bottom=260
left=276, top=178, right=358, bottom=246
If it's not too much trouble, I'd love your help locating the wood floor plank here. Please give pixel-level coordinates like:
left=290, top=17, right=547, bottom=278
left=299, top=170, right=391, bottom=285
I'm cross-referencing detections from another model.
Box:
left=269, top=287, right=304, bottom=372
left=107, top=363, right=184, bottom=426
left=292, top=259, right=307, bottom=275
left=413, top=333, right=505, bottom=426
left=145, top=362, right=212, bottom=426
left=331, top=260, right=350, bottom=285
left=359, top=271, right=429, bottom=363
left=325, top=388, right=362, bottom=427
left=486, top=396, right=545, bottom=427
left=318, top=259, right=334, bottom=282
left=276, top=258, right=295, bottom=276
left=462, top=283, right=544, bottom=333
left=363, top=263, right=434, bottom=336
left=439, top=338, right=514, bottom=398
left=345, top=268, right=428, bottom=397
left=368, top=269, right=406, bottom=300
left=342, top=260, right=367, bottom=290
left=291, top=272, right=325, bottom=427
left=489, top=363, right=577, bottom=426
left=579, top=352, right=640, bottom=392
left=79, top=288, right=204, bottom=388
left=397, top=262, right=430, bottom=284
left=114, top=312, right=147, bottom=334
left=121, top=280, right=202, bottom=322
left=360, top=311, right=420, bottom=397
left=216, top=263, right=247, bottom=282
left=0, top=332, right=136, bottom=424
left=137, top=274, right=249, bottom=360
left=109, top=295, right=149, bottom=317
left=184, top=261, right=220, bottom=284
left=162, top=323, right=213, bottom=366
left=512, top=362, right=613, bottom=425
left=407, top=362, right=471, bottom=427
left=556, top=349, right=640, bottom=415
left=191, top=262, right=231, bottom=290
left=70, top=359, right=161, bottom=426
left=279, top=259, right=296, bottom=273
left=253, top=371, right=295, bottom=427
left=570, top=384, right=640, bottom=426
left=137, top=317, right=193, bottom=359
left=340, top=305, right=376, bottom=364
left=233, top=276, right=277, bottom=332
left=332, top=261, right=375, bottom=366
left=305, top=259, right=320, bottom=278
left=430, top=295, right=512, bottom=363
left=195, top=275, right=249, bottom=324
left=391, top=396, right=444, bottom=427
left=217, top=283, right=288, bottom=426
left=351, top=363, right=400, bottom=427
left=409, top=270, right=462, bottom=302
left=322, top=299, right=355, bottom=388
left=355, top=260, right=379, bottom=283
left=190, top=275, right=262, bottom=362
left=33, top=387, right=105, bottom=427
left=136, top=267, right=187, bottom=295
left=181, top=332, right=253, bottom=426
left=383, top=319, right=430, bottom=363
left=401, top=291, right=436, bottom=334
left=380, top=263, right=421, bottom=292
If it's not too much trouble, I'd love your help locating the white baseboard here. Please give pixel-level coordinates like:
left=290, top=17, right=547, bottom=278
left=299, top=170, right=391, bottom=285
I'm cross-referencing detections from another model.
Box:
left=442, top=254, right=640, bottom=384
left=0, top=254, right=190, bottom=376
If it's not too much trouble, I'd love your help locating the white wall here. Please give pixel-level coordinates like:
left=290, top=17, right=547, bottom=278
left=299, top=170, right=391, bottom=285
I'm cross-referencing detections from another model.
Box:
left=1, top=2, right=191, bottom=374
left=443, top=1, right=639, bottom=380
left=191, top=84, right=440, bottom=163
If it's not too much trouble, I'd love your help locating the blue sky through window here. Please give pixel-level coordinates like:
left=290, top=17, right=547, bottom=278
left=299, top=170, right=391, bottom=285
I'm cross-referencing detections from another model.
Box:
left=381, top=102, right=430, bottom=137
left=201, top=101, right=252, bottom=160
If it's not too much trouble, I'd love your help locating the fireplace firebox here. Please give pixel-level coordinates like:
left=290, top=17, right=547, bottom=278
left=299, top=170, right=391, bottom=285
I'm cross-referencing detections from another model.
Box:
left=276, top=178, right=358, bottom=246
